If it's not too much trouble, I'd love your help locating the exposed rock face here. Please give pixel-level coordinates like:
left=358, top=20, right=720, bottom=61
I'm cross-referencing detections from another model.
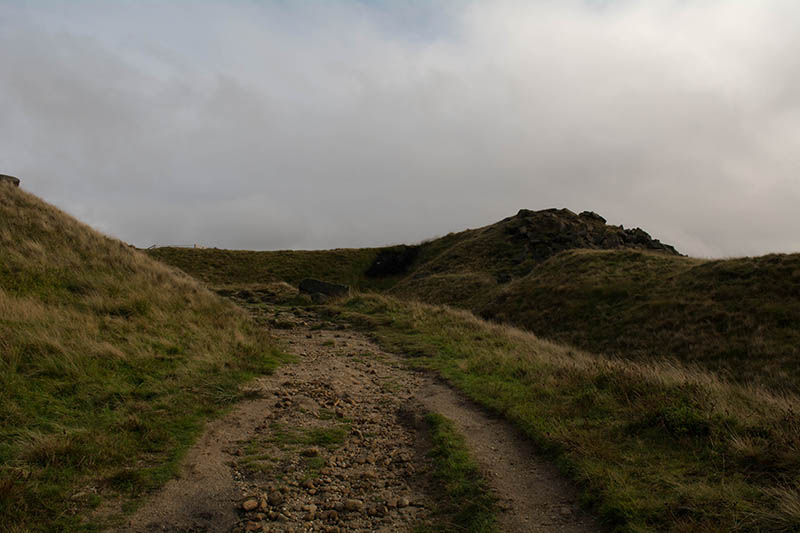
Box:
left=0, top=174, right=20, bottom=187
left=504, top=208, right=680, bottom=261
left=298, top=278, right=350, bottom=298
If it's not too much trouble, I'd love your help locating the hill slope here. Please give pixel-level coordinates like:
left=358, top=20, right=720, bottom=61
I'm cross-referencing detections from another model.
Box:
left=478, top=249, right=800, bottom=390
left=147, top=207, right=800, bottom=391
left=0, top=183, right=283, bottom=531
left=326, top=293, right=800, bottom=532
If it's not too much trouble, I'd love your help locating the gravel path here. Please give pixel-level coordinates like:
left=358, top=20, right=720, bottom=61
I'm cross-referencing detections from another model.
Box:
left=119, top=305, right=602, bottom=532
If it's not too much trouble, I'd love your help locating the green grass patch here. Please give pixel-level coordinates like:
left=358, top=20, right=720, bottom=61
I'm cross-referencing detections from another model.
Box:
left=423, top=413, right=497, bottom=533
left=304, top=427, right=349, bottom=448
left=302, top=455, right=327, bottom=478
left=266, top=422, right=350, bottom=450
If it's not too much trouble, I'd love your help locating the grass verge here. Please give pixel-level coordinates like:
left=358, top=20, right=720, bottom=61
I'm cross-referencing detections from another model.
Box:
left=422, top=412, right=497, bottom=533
left=326, top=294, right=800, bottom=532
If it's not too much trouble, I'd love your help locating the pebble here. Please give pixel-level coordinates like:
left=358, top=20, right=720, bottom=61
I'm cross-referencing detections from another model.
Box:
left=344, top=498, right=365, bottom=512
left=268, top=491, right=284, bottom=506
left=319, top=509, right=339, bottom=521
left=242, top=499, right=259, bottom=512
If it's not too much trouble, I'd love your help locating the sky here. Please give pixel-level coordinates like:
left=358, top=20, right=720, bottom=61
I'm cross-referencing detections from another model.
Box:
left=1, top=1, right=799, bottom=258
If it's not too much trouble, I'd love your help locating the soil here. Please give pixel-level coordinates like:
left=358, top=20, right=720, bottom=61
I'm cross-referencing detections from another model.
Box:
left=117, top=304, right=602, bottom=532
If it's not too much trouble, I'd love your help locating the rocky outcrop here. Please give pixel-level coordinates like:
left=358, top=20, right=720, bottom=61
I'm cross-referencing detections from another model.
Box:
left=0, top=174, right=20, bottom=187
left=298, top=279, right=350, bottom=299
left=503, top=208, right=680, bottom=261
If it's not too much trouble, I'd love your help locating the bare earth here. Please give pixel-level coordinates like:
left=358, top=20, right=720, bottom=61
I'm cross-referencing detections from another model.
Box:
left=118, top=306, right=601, bottom=532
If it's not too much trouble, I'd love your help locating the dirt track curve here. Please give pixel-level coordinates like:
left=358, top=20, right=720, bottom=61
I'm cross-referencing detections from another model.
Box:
left=118, top=305, right=601, bottom=532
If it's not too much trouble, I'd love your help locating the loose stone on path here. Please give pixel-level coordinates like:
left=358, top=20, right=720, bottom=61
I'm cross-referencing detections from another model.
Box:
left=120, top=300, right=602, bottom=533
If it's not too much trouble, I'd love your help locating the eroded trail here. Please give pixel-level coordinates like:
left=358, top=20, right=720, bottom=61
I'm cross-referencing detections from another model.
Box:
left=420, top=384, right=598, bottom=532
left=121, top=306, right=601, bottom=532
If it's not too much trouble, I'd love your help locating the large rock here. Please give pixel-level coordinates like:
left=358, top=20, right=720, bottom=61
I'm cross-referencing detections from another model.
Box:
left=0, top=174, right=20, bottom=187
left=298, top=278, right=350, bottom=298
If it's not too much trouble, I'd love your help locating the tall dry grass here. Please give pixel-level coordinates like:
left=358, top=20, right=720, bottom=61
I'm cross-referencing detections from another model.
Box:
left=0, top=183, right=284, bottom=531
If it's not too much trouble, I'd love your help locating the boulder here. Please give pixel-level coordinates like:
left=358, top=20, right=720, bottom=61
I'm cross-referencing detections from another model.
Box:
left=0, top=174, right=20, bottom=187
left=298, top=278, right=350, bottom=298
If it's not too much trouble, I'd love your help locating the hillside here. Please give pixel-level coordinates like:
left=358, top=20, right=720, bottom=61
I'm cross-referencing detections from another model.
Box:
left=478, top=250, right=800, bottom=391
left=0, top=183, right=283, bottom=531
left=146, top=208, right=677, bottom=292
left=121, top=204, right=800, bottom=531
left=323, top=293, right=800, bottom=532
left=148, top=207, right=800, bottom=392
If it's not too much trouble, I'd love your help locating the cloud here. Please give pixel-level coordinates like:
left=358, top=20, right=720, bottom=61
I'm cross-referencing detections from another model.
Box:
left=1, top=0, right=798, bottom=257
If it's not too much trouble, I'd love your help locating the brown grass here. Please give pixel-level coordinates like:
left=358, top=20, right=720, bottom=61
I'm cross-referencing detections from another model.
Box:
left=0, top=183, right=284, bottom=531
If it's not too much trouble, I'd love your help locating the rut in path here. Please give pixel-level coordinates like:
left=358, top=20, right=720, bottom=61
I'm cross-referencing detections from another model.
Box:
left=119, top=305, right=601, bottom=532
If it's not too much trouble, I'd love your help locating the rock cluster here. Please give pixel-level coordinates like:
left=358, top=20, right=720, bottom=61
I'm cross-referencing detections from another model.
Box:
left=504, top=208, right=680, bottom=261
left=298, top=279, right=350, bottom=303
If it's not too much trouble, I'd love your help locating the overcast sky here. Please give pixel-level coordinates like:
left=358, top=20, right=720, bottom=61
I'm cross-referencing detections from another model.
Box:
left=1, top=1, right=799, bottom=257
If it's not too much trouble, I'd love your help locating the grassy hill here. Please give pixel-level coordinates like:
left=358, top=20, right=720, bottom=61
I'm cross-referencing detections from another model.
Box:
left=478, top=250, right=800, bottom=392
left=148, top=208, right=800, bottom=393
left=0, top=183, right=284, bottom=531
left=324, top=293, right=800, bottom=532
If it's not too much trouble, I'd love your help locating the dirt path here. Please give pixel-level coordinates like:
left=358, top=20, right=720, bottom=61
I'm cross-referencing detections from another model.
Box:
left=120, top=305, right=601, bottom=532
left=420, top=383, right=598, bottom=532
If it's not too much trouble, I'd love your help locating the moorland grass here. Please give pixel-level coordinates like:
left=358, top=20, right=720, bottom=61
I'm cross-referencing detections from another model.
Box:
left=477, top=249, right=800, bottom=393
left=0, top=185, right=286, bottom=531
left=327, top=294, right=800, bottom=532
left=150, top=221, right=800, bottom=394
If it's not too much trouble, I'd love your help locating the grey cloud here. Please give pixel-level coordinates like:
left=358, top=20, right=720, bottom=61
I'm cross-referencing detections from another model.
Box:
left=1, top=1, right=799, bottom=257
